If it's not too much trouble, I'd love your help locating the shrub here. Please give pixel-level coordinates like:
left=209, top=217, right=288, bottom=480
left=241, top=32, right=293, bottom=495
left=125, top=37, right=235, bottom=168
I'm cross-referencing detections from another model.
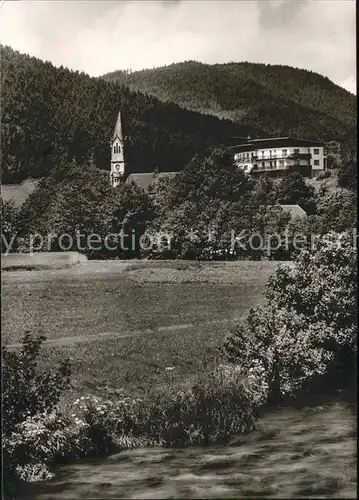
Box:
left=2, top=409, right=91, bottom=493
left=1, top=198, right=19, bottom=253
left=2, top=334, right=71, bottom=434
left=67, top=369, right=259, bottom=456
left=3, top=364, right=260, bottom=493
left=2, top=335, right=72, bottom=496
left=337, top=160, right=357, bottom=191
left=223, top=231, right=357, bottom=400
left=316, top=170, right=332, bottom=180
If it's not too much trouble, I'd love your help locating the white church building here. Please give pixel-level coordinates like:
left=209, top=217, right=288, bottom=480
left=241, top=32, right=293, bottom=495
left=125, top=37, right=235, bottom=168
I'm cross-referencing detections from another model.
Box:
left=110, top=110, right=126, bottom=187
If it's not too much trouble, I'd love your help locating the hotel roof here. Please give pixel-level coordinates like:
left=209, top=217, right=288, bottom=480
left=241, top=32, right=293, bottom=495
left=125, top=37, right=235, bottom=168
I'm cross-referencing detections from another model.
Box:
left=228, top=136, right=324, bottom=151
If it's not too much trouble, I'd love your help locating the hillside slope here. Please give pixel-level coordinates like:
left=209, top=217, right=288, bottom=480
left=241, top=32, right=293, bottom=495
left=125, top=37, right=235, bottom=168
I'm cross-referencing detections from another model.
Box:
left=103, top=61, right=356, bottom=152
left=1, top=47, right=261, bottom=183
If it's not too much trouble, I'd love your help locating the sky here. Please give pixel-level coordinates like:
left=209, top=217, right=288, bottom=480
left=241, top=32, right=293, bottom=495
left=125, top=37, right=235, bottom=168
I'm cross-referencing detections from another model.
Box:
left=0, top=0, right=356, bottom=94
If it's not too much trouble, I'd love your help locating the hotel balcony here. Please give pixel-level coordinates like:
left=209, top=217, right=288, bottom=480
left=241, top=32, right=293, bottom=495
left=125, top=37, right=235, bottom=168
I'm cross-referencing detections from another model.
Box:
left=287, top=153, right=312, bottom=159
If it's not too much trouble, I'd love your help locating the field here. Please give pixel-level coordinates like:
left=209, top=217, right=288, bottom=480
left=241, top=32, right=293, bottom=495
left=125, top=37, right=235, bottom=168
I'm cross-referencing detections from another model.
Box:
left=2, top=259, right=287, bottom=397
left=306, top=172, right=338, bottom=192
left=1, top=179, right=40, bottom=207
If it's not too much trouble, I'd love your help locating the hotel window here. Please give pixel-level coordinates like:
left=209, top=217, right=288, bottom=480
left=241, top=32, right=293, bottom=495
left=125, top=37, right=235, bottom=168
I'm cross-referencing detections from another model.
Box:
left=314, top=160, right=320, bottom=166
left=282, top=149, right=287, bottom=156
left=314, top=148, right=320, bottom=154
left=294, top=148, right=300, bottom=154
left=279, top=160, right=284, bottom=167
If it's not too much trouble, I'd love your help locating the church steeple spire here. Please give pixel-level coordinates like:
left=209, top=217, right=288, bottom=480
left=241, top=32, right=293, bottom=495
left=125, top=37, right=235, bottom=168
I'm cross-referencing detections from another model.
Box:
left=110, top=110, right=125, bottom=187
left=112, top=110, right=123, bottom=142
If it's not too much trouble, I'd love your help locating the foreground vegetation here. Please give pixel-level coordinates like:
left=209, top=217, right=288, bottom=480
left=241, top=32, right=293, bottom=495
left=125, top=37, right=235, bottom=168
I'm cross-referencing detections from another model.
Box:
left=2, top=232, right=356, bottom=497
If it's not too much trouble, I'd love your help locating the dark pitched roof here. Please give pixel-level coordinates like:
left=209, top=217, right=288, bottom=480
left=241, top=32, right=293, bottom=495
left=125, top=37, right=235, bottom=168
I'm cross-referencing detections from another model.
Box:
left=228, top=136, right=324, bottom=152
left=126, top=172, right=177, bottom=191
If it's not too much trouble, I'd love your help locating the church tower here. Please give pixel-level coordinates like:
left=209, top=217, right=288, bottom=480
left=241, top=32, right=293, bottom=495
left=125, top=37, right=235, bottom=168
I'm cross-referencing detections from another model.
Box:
left=110, top=111, right=125, bottom=187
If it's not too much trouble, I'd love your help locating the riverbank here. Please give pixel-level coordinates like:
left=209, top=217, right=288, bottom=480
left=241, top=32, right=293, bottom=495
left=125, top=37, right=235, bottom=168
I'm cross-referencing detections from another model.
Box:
left=17, top=399, right=356, bottom=499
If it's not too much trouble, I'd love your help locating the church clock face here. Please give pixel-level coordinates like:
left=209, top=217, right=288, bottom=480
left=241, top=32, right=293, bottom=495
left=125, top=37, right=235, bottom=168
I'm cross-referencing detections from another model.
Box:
left=115, top=164, right=121, bottom=173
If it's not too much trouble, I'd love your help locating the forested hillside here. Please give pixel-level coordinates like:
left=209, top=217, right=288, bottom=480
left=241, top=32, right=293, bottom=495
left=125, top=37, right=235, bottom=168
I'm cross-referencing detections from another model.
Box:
left=103, top=61, right=357, bottom=155
left=1, top=46, right=260, bottom=183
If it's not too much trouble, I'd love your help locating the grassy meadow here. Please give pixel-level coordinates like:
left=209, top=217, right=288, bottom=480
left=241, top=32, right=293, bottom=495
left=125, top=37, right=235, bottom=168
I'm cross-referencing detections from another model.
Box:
left=2, top=259, right=286, bottom=398
left=1, top=179, right=40, bottom=207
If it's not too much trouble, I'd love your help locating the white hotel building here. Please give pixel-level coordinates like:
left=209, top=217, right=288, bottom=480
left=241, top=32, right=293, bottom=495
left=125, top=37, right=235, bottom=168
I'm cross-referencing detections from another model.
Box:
left=231, top=137, right=326, bottom=178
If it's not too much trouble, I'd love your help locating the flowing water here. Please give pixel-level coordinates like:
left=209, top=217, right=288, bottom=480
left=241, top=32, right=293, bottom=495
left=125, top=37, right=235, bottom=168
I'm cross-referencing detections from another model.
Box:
left=21, top=400, right=356, bottom=499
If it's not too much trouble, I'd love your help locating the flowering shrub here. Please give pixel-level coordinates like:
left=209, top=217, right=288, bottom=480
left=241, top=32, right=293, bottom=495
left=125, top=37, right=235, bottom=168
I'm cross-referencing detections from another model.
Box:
left=73, top=371, right=258, bottom=451
left=223, top=231, right=357, bottom=400
left=2, top=334, right=72, bottom=496
left=3, top=407, right=95, bottom=492
left=3, top=368, right=260, bottom=495
left=217, top=362, right=269, bottom=407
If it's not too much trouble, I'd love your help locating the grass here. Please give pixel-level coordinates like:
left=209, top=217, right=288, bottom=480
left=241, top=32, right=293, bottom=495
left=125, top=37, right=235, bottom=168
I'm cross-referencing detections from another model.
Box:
left=1, top=252, right=87, bottom=271
left=306, top=172, right=338, bottom=193
left=1, top=179, right=41, bottom=207
left=2, top=260, right=284, bottom=397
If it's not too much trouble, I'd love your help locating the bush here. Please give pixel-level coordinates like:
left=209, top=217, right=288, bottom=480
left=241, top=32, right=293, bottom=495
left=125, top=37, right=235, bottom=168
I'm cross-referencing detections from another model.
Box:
left=223, top=231, right=357, bottom=401
left=1, top=198, right=19, bottom=253
left=76, top=369, right=259, bottom=453
left=338, top=160, right=357, bottom=191
left=316, top=170, right=332, bottom=180
left=2, top=353, right=260, bottom=493
left=3, top=409, right=91, bottom=494
left=2, top=334, right=72, bottom=496
left=2, top=334, right=71, bottom=434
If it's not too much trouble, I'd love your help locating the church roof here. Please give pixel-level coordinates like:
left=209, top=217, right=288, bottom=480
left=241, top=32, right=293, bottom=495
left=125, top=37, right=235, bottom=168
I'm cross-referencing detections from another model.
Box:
left=112, top=110, right=123, bottom=142
left=127, top=172, right=178, bottom=191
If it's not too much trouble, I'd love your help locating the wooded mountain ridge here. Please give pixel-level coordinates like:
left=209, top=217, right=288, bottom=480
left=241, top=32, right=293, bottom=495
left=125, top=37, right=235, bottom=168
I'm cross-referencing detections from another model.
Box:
left=103, top=60, right=356, bottom=153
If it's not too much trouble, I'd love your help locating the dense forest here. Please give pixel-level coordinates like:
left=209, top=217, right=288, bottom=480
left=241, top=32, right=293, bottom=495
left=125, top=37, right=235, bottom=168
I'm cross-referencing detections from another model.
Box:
left=2, top=46, right=259, bottom=183
left=104, top=61, right=357, bottom=155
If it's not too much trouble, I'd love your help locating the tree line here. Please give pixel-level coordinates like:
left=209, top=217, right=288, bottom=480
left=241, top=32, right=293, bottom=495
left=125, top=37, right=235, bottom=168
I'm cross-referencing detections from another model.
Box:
left=2, top=152, right=357, bottom=260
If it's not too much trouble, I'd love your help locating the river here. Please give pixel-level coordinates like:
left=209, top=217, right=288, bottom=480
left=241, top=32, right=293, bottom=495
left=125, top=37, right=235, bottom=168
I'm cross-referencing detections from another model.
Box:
left=20, top=399, right=356, bottom=499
